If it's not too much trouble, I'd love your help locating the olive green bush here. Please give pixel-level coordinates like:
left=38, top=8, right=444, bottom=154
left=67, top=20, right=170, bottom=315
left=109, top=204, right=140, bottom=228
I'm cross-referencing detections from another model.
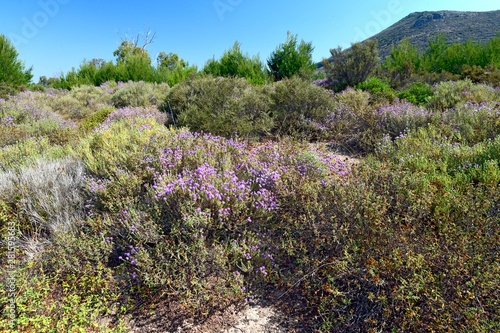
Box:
left=111, top=81, right=169, bottom=108
left=426, top=79, right=499, bottom=110
left=79, top=106, right=114, bottom=132
left=166, top=75, right=273, bottom=138
left=269, top=76, right=334, bottom=137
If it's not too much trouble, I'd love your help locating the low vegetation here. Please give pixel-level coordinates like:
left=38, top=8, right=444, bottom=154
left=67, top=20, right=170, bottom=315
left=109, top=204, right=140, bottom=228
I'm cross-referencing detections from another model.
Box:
left=0, top=30, right=500, bottom=332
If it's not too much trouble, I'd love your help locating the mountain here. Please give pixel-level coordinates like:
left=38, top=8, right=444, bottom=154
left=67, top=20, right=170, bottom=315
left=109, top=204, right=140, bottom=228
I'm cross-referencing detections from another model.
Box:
left=319, top=10, right=500, bottom=67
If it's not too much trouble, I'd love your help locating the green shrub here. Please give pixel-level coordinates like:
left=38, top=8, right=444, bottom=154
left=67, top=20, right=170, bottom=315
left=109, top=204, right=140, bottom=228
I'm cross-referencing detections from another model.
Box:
left=79, top=107, right=114, bottom=132
left=397, top=81, right=434, bottom=105
left=166, top=75, right=273, bottom=138
left=111, top=81, right=169, bottom=108
left=0, top=136, right=69, bottom=171
left=355, top=77, right=396, bottom=104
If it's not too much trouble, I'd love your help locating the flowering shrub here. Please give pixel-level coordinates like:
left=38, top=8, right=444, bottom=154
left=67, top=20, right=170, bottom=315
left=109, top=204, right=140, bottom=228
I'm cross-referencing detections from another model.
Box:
left=2, top=79, right=500, bottom=332
left=0, top=91, right=78, bottom=146
left=426, top=79, right=500, bottom=110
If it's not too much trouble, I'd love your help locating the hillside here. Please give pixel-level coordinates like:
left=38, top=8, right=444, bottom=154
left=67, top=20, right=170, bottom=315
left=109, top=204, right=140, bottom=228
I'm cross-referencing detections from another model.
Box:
left=319, top=9, right=500, bottom=66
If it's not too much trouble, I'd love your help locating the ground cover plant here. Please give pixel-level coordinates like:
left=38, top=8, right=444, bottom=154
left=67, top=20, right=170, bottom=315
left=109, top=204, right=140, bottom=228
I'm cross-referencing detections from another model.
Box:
left=0, top=72, right=499, bottom=333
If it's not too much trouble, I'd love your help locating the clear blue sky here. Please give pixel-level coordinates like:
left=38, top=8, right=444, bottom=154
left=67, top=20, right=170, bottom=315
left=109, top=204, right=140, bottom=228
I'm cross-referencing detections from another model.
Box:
left=1, top=0, right=499, bottom=82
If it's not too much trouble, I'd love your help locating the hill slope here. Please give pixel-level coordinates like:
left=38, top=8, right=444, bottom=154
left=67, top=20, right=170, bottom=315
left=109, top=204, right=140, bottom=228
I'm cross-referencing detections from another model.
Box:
left=319, top=10, right=500, bottom=66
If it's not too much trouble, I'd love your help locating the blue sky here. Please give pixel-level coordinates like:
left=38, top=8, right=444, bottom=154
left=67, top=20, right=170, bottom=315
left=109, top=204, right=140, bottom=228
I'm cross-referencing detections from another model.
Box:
left=1, top=0, right=499, bottom=82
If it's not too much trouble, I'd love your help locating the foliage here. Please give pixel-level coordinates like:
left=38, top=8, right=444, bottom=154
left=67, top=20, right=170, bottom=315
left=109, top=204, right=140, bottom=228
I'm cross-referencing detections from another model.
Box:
left=157, top=52, right=186, bottom=70
left=166, top=75, right=273, bottom=138
left=382, top=37, right=421, bottom=87
left=0, top=34, right=33, bottom=86
left=267, top=31, right=316, bottom=81
left=202, top=42, right=269, bottom=85
left=0, top=84, right=18, bottom=100
left=355, top=77, right=396, bottom=104
left=79, top=107, right=114, bottom=132
left=396, top=81, right=434, bottom=105
left=111, top=81, right=169, bottom=108
left=2, top=76, right=500, bottom=332
left=426, top=78, right=499, bottom=110
left=270, top=76, right=334, bottom=137
left=322, top=40, right=380, bottom=91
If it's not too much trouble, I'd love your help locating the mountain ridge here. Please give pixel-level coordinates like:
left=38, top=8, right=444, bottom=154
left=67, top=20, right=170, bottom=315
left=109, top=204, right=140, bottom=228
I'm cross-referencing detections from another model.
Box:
left=319, top=9, right=500, bottom=67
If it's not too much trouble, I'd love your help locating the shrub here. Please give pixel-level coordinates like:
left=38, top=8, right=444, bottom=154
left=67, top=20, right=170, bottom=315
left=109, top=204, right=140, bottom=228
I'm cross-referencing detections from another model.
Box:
left=46, top=94, right=89, bottom=119
left=166, top=75, right=273, bottom=138
left=100, top=106, right=167, bottom=129
left=462, top=64, right=500, bottom=86
left=355, top=77, right=396, bottom=104
left=111, top=81, right=169, bottom=108
left=79, top=106, right=114, bottom=132
left=0, top=91, right=78, bottom=146
left=332, top=87, right=370, bottom=111
left=397, top=81, right=434, bottom=105
left=0, top=84, right=18, bottom=100
left=322, top=40, right=380, bottom=91
left=426, top=79, right=499, bottom=110
left=0, top=136, right=68, bottom=171
left=0, top=157, right=85, bottom=263
left=269, top=76, right=334, bottom=137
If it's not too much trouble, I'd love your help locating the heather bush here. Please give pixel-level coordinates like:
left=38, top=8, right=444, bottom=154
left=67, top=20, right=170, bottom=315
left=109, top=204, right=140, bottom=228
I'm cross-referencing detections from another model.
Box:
left=111, top=81, right=169, bottom=108
left=426, top=79, right=499, bottom=110
left=166, top=75, right=273, bottom=138
left=0, top=136, right=68, bottom=171
left=0, top=91, right=78, bottom=146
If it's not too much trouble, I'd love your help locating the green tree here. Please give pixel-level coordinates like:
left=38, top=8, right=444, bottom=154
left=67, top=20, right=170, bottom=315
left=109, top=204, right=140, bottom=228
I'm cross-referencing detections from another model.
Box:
left=0, top=34, right=33, bottom=86
left=322, top=40, right=379, bottom=91
left=113, top=40, right=149, bottom=63
left=157, top=52, right=186, bottom=70
left=383, top=37, right=420, bottom=84
left=267, top=31, right=316, bottom=81
left=203, top=41, right=268, bottom=85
